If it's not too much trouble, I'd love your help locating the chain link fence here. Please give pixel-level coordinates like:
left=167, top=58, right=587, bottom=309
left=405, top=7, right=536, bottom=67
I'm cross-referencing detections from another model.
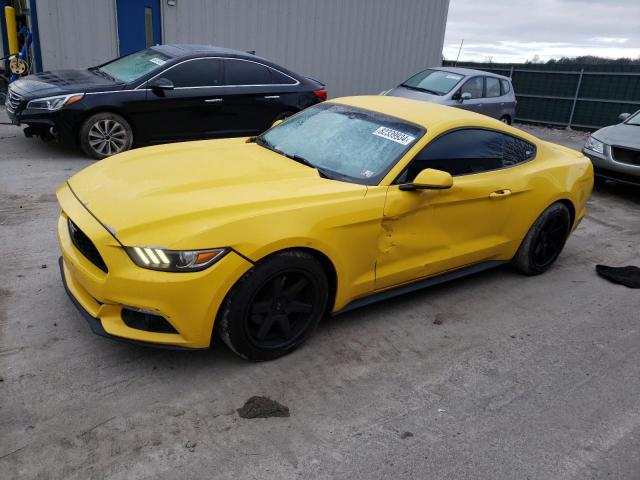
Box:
left=443, top=61, right=640, bottom=130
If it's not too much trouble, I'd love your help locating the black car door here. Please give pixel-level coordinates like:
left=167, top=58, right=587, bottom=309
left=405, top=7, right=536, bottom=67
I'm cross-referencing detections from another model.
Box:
left=215, top=58, right=296, bottom=136
left=139, top=58, right=225, bottom=142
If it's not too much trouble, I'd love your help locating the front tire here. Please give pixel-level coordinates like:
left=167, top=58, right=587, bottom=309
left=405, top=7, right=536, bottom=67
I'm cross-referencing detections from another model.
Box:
left=79, top=112, right=133, bottom=159
left=512, top=203, right=571, bottom=275
left=499, top=115, right=512, bottom=125
left=217, top=250, right=329, bottom=361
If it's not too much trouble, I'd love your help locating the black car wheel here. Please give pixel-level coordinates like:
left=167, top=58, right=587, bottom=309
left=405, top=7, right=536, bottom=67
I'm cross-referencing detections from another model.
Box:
left=80, top=112, right=133, bottom=159
left=499, top=115, right=512, bottom=125
left=217, top=250, right=328, bottom=361
left=512, top=202, right=571, bottom=275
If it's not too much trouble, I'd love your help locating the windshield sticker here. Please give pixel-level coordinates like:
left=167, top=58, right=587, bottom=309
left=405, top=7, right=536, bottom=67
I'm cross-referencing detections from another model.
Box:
left=149, top=57, right=166, bottom=66
left=372, top=126, right=416, bottom=145
left=361, top=169, right=375, bottom=178
left=446, top=74, right=463, bottom=80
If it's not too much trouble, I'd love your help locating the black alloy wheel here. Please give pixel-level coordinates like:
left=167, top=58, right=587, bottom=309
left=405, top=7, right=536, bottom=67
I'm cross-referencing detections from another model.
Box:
left=245, top=271, right=317, bottom=350
left=217, top=250, right=329, bottom=361
left=530, top=212, right=569, bottom=269
left=512, top=202, right=571, bottom=275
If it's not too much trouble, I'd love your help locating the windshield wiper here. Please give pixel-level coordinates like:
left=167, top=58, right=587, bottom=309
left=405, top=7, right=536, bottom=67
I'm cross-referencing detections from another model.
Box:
left=254, top=137, right=335, bottom=179
left=89, top=67, right=117, bottom=82
left=400, top=83, right=441, bottom=95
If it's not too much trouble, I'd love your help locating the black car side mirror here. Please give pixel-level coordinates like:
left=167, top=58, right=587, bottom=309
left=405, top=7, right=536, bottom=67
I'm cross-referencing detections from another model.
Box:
left=148, top=77, right=175, bottom=91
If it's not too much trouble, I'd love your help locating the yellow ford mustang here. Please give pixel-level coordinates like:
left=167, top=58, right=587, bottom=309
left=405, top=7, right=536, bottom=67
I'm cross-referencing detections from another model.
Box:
left=56, top=96, right=593, bottom=360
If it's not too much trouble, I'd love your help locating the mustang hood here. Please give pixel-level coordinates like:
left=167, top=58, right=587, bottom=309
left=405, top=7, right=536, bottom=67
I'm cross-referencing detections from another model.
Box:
left=66, top=138, right=367, bottom=248
left=593, top=124, right=640, bottom=150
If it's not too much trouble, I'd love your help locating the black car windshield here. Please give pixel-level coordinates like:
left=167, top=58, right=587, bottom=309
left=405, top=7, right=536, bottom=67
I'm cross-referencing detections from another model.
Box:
left=402, top=69, right=464, bottom=95
left=258, top=103, right=424, bottom=185
left=97, top=49, right=171, bottom=83
left=626, top=110, right=640, bottom=126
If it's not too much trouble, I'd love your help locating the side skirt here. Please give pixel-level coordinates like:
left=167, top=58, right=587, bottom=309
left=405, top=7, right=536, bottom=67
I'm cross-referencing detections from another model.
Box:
left=334, top=260, right=507, bottom=315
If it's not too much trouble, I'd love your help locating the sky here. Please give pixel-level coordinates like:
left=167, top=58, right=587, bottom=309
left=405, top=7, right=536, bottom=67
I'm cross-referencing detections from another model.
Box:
left=443, top=0, right=640, bottom=63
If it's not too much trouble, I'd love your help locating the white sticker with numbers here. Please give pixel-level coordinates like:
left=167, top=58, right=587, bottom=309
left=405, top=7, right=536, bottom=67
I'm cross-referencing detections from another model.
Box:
left=372, top=126, right=416, bottom=145
left=149, top=57, right=166, bottom=66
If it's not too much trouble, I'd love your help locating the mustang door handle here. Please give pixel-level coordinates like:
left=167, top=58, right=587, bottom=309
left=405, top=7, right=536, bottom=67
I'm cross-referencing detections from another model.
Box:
left=489, top=189, right=512, bottom=199
left=204, top=98, right=223, bottom=103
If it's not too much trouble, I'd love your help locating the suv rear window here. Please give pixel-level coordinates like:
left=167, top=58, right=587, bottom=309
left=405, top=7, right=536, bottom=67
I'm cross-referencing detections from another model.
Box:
left=485, top=77, right=501, bottom=97
left=500, top=79, right=511, bottom=95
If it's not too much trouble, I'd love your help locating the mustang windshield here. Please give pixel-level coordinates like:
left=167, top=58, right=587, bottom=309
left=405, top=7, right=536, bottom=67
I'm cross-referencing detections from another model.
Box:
left=259, top=103, right=424, bottom=185
left=97, top=49, right=171, bottom=83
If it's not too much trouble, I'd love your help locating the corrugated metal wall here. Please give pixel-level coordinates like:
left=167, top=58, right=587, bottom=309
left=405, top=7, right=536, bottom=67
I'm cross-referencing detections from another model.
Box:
left=34, top=0, right=118, bottom=71
left=161, top=0, right=449, bottom=97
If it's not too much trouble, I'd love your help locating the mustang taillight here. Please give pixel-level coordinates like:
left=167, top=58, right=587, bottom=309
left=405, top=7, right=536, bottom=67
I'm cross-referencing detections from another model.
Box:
left=313, top=88, right=327, bottom=101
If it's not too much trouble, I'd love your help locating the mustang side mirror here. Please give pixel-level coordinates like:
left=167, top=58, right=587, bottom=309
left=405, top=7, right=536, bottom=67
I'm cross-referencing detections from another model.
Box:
left=148, top=77, right=175, bottom=91
left=271, top=119, right=284, bottom=128
left=460, top=92, right=472, bottom=103
left=400, top=168, right=453, bottom=191
left=618, top=112, right=630, bottom=122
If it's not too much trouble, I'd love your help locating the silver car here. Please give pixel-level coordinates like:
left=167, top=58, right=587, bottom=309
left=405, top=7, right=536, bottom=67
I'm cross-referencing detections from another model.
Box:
left=582, top=110, right=640, bottom=186
left=382, top=67, right=517, bottom=124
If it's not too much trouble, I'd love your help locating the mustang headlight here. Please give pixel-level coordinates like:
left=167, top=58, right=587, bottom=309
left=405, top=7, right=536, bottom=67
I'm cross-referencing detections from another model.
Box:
left=126, top=246, right=228, bottom=272
left=585, top=136, right=605, bottom=155
left=27, top=93, right=84, bottom=111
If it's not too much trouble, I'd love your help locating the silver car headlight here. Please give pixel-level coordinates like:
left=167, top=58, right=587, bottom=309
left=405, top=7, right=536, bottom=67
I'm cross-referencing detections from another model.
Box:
left=584, top=136, right=605, bottom=155
left=27, top=93, right=84, bottom=111
left=126, top=246, right=228, bottom=272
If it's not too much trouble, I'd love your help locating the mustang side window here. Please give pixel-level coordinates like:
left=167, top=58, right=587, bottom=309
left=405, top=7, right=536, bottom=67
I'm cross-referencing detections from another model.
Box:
left=399, top=129, right=535, bottom=182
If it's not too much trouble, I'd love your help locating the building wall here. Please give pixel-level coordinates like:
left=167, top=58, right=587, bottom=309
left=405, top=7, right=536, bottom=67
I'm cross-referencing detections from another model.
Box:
left=161, top=0, right=450, bottom=97
left=34, top=0, right=118, bottom=70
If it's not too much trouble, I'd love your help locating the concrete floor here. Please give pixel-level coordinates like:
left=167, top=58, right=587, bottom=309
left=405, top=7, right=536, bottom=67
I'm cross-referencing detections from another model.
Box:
left=1, top=119, right=639, bottom=480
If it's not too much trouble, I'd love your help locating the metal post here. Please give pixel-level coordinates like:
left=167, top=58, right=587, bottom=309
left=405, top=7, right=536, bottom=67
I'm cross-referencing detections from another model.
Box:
left=509, top=65, right=514, bottom=79
left=568, top=68, right=584, bottom=129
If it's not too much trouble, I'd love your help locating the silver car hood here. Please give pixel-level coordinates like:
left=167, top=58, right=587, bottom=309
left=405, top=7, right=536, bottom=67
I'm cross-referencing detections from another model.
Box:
left=385, top=86, right=446, bottom=103
left=593, top=124, right=640, bottom=149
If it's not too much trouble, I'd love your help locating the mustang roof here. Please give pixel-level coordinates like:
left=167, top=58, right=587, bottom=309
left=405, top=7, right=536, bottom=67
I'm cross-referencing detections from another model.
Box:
left=332, top=95, right=499, bottom=130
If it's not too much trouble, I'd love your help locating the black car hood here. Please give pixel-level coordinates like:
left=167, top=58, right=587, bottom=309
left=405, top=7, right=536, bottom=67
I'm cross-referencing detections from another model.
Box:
left=9, top=69, right=124, bottom=99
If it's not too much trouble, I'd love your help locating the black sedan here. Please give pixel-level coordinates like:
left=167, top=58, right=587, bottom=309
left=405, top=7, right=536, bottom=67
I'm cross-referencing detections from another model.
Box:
left=6, top=45, right=326, bottom=159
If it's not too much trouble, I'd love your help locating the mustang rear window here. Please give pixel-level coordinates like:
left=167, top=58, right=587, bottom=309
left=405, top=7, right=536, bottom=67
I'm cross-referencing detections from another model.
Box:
left=260, top=103, right=424, bottom=185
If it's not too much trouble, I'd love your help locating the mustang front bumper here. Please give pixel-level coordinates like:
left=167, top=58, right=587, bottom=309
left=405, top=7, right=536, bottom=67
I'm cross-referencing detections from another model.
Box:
left=57, top=184, right=253, bottom=349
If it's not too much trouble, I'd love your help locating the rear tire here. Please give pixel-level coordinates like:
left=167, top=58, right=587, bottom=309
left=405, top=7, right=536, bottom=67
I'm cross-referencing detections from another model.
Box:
left=499, top=115, right=512, bottom=125
left=512, top=203, right=571, bottom=275
left=217, top=250, right=328, bottom=361
left=79, top=112, right=133, bottom=160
